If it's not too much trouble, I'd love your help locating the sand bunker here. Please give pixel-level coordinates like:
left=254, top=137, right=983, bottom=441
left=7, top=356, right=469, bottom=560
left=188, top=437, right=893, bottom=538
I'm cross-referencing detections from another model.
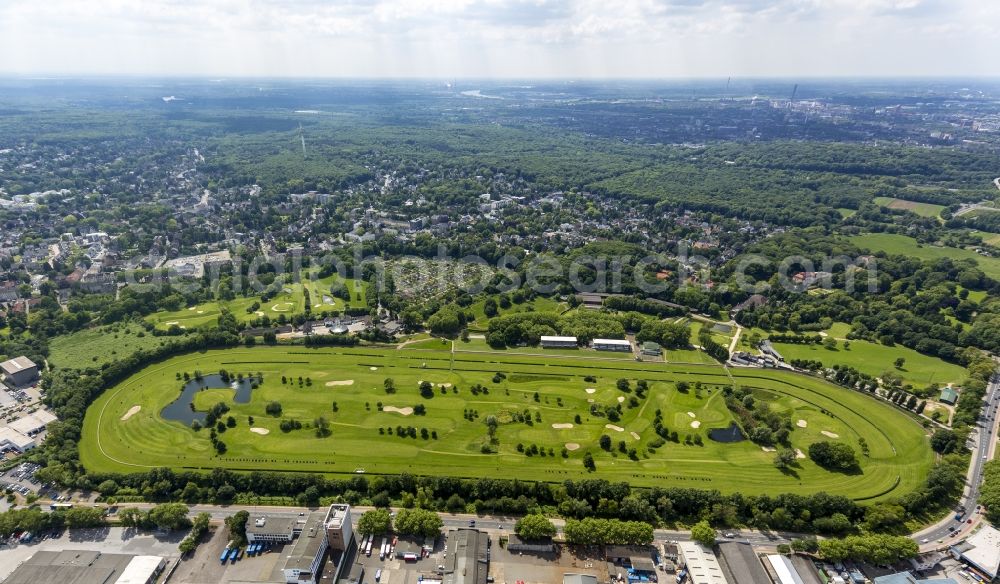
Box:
left=196, top=310, right=204, bottom=314
left=687, top=412, right=697, bottom=418
left=585, top=388, right=597, bottom=394
left=255, top=311, right=265, bottom=317
left=821, top=431, right=840, bottom=439
left=120, top=405, right=141, bottom=421
left=165, top=321, right=179, bottom=326
left=795, top=449, right=806, bottom=459
left=617, top=396, right=626, bottom=403
left=369, top=367, right=378, bottom=371
left=188, top=307, right=197, bottom=311
left=250, top=427, right=270, bottom=435
left=565, top=443, right=581, bottom=451
left=551, top=423, right=574, bottom=429
left=418, top=381, right=453, bottom=388
left=587, top=398, right=595, bottom=403
left=605, top=424, right=625, bottom=432
left=325, top=380, right=355, bottom=387
left=630, top=432, right=641, bottom=440
left=690, top=421, right=702, bottom=429
left=761, top=446, right=776, bottom=452
left=797, top=419, right=808, bottom=428
left=383, top=406, right=414, bottom=416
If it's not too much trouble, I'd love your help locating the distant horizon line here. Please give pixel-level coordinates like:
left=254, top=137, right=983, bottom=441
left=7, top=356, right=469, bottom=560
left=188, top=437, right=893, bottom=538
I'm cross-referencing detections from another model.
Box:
left=1, top=74, right=999, bottom=83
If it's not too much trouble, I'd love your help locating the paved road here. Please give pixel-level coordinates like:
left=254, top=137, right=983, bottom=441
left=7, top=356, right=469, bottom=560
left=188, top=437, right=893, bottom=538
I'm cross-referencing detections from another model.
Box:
left=915, top=367, right=999, bottom=550
left=51, top=502, right=795, bottom=549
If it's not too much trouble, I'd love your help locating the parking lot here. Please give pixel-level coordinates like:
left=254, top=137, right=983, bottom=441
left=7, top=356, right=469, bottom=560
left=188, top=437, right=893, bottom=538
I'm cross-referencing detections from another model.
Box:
left=349, top=534, right=447, bottom=584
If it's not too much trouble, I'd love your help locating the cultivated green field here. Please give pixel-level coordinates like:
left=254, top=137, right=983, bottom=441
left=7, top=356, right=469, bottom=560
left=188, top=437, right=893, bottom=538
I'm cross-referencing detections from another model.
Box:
left=49, top=322, right=168, bottom=370
left=81, top=346, right=934, bottom=500
left=850, top=233, right=1000, bottom=280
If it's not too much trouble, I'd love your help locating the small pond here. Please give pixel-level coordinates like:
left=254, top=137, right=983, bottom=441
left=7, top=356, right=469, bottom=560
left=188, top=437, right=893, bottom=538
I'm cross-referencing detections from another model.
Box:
left=708, top=422, right=746, bottom=443
left=161, top=374, right=256, bottom=425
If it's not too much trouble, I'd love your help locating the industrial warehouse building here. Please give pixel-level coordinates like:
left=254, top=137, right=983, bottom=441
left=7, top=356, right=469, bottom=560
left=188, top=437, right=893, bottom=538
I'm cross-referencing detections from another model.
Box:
left=0, top=356, right=38, bottom=387
left=716, top=542, right=771, bottom=584
left=0, top=408, right=57, bottom=453
left=8, top=408, right=57, bottom=436
left=592, top=338, right=632, bottom=352
left=765, top=554, right=824, bottom=584
left=951, top=523, right=1000, bottom=580
left=443, top=528, right=489, bottom=584
left=678, top=541, right=729, bottom=584
left=3, top=551, right=165, bottom=584
left=540, top=335, right=578, bottom=349
left=0, top=426, right=35, bottom=452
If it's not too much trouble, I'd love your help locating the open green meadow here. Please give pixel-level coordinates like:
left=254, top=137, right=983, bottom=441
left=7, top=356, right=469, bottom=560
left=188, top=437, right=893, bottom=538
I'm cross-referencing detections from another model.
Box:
left=49, top=322, right=169, bottom=370
left=81, top=345, right=934, bottom=500
left=770, top=336, right=967, bottom=388
left=872, top=197, right=945, bottom=218
left=849, top=233, right=1000, bottom=280
left=974, top=231, right=1000, bottom=247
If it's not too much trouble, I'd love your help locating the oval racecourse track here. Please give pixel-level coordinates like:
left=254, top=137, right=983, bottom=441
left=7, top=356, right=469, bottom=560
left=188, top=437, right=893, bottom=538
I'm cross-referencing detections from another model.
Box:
left=80, top=346, right=935, bottom=501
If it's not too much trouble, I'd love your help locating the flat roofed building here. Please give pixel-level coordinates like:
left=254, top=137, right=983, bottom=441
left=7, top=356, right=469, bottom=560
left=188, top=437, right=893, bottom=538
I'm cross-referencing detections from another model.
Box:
left=563, top=574, right=599, bottom=584
left=9, top=409, right=57, bottom=436
left=593, top=338, right=632, bottom=352
left=0, top=356, right=38, bottom=386
left=0, top=426, right=35, bottom=452
left=246, top=514, right=296, bottom=543
left=873, top=572, right=957, bottom=584
left=282, top=513, right=329, bottom=584
left=443, top=528, right=489, bottom=584
left=641, top=342, right=662, bottom=355
left=717, top=542, right=771, bottom=584
left=506, top=534, right=557, bottom=554
left=3, top=550, right=164, bottom=584
left=115, top=555, right=167, bottom=584
left=952, top=523, right=1000, bottom=579
left=323, top=503, right=353, bottom=551
left=540, top=335, right=578, bottom=348
left=678, top=542, right=729, bottom=584
left=766, top=554, right=824, bottom=584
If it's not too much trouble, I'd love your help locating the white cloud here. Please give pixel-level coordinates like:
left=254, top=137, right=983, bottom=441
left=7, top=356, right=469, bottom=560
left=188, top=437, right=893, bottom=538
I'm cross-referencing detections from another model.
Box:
left=0, top=0, right=996, bottom=77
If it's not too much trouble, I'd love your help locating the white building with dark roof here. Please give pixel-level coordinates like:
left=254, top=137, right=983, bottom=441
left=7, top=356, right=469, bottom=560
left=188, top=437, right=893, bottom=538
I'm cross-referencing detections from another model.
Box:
left=593, top=338, right=632, bottom=352
left=540, top=335, right=578, bottom=348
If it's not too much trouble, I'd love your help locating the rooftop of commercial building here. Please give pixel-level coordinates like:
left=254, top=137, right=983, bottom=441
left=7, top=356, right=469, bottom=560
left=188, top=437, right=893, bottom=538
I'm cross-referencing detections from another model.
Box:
left=3, top=550, right=162, bottom=584
left=284, top=513, right=328, bottom=573
left=717, top=542, right=771, bottom=584
left=246, top=514, right=297, bottom=536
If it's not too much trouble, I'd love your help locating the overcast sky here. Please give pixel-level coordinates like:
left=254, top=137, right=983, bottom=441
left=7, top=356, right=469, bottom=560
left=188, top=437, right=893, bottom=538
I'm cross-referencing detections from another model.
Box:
left=0, top=0, right=996, bottom=78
